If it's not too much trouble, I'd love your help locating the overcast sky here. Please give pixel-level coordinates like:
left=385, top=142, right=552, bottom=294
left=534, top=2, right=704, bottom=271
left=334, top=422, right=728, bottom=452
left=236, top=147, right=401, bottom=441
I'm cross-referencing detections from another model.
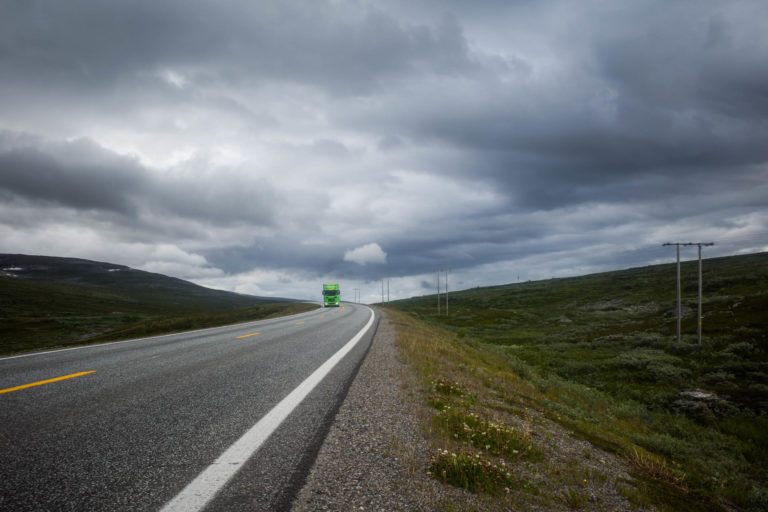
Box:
left=1, top=0, right=767, bottom=302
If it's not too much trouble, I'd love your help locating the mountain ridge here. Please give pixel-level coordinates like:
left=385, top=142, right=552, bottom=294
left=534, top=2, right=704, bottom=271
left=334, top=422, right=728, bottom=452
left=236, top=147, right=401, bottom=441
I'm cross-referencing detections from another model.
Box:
left=0, top=253, right=295, bottom=306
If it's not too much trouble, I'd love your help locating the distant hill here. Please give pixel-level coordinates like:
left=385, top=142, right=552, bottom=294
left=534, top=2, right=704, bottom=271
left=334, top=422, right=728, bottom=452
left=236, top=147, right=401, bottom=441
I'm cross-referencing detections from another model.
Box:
left=388, top=251, right=768, bottom=354
left=0, top=254, right=292, bottom=309
left=0, top=254, right=307, bottom=354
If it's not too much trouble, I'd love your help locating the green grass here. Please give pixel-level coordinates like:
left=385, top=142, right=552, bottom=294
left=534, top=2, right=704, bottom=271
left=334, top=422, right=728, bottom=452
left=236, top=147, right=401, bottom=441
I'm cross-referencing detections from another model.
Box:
left=0, top=274, right=317, bottom=354
left=388, top=252, right=768, bottom=510
left=434, top=408, right=541, bottom=459
left=430, top=449, right=533, bottom=496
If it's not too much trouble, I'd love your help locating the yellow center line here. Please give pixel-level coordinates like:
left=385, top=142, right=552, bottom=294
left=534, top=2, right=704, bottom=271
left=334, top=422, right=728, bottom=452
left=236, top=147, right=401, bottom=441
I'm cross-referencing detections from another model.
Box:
left=236, top=332, right=260, bottom=339
left=0, top=371, right=96, bottom=395
left=296, top=321, right=305, bottom=325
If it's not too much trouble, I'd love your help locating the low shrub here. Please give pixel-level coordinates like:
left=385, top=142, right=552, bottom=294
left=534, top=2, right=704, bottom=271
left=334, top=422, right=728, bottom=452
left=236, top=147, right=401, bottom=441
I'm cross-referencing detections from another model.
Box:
left=429, top=449, right=533, bottom=496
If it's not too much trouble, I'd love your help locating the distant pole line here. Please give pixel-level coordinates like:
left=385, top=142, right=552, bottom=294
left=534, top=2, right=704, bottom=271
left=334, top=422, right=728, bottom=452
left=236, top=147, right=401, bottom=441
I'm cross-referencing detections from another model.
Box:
left=676, top=244, right=681, bottom=342
left=698, top=246, right=704, bottom=344
left=387, top=279, right=389, bottom=302
left=662, top=242, right=714, bottom=343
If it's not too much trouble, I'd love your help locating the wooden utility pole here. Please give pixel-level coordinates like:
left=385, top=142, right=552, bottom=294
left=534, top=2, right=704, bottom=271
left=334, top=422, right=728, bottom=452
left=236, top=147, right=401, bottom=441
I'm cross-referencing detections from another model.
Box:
left=436, top=270, right=441, bottom=315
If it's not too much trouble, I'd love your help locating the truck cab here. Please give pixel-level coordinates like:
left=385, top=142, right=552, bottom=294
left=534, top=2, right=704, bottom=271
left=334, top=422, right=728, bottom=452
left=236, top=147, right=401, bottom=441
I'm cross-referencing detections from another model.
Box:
left=322, top=283, right=340, bottom=307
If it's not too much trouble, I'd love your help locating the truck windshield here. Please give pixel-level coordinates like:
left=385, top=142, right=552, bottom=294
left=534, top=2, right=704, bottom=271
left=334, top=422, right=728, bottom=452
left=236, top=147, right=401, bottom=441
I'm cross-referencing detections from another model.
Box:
left=322, top=290, right=340, bottom=296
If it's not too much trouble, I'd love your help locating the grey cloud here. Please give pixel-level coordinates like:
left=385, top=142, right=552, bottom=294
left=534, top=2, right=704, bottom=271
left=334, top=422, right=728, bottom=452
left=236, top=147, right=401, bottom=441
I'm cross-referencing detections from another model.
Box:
left=0, top=130, right=279, bottom=232
left=205, top=236, right=342, bottom=276
left=378, top=135, right=405, bottom=152
left=311, top=139, right=351, bottom=158
left=151, top=176, right=277, bottom=227
left=0, top=1, right=475, bottom=97
left=0, top=134, right=146, bottom=214
left=349, top=9, right=768, bottom=213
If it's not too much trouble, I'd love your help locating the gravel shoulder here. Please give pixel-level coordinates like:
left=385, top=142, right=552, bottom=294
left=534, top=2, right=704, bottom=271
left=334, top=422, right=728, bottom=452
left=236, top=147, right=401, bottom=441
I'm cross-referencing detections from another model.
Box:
left=290, top=310, right=453, bottom=511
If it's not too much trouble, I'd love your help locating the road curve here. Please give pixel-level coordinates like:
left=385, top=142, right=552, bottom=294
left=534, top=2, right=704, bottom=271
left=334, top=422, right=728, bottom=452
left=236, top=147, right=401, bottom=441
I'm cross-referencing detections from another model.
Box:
left=0, top=303, right=377, bottom=511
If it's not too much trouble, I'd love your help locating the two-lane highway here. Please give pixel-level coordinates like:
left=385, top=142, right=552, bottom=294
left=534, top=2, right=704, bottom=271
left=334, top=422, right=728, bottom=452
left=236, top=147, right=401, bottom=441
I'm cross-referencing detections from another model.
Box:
left=0, top=303, right=377, bottom=511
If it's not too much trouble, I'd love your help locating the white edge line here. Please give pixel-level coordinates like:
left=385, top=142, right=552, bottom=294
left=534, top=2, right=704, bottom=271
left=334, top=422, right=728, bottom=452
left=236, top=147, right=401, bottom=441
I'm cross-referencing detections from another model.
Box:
left=0, top=304, right=325, bottom=362
left=159, top=306, right=375, bottom=512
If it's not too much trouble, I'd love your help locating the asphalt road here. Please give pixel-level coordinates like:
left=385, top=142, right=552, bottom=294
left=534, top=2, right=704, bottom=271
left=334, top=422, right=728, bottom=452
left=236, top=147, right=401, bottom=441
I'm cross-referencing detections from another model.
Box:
left=0, top=303, right=377, bottom=511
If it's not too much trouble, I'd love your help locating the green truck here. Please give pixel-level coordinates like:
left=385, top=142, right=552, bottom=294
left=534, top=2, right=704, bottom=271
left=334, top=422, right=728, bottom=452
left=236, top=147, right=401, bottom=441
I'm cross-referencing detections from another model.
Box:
left=322, top=283, right=340, bottom=307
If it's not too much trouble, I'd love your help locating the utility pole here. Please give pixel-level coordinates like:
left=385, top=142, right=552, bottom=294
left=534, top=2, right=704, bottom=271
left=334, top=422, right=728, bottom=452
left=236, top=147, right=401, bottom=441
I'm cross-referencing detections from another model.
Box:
left=381, top=280, right=384, bottom=304
left=663, top=243, right=682, bottom=343
left=663, top=242, right=714, bottom=343
left=677, top=246, right=681, bottom=342
left=436, top=270, right=441, bottom=315
left=387, top=279, right=390, bottom=302
left=696, top=243, right=713, bottom=344
left=445, top=269, right=449, bottom=316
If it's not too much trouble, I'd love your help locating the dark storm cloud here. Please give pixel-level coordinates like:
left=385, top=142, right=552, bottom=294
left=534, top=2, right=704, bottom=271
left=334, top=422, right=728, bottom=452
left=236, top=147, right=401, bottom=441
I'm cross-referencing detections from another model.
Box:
left=0, top=130, right=277, bottom=230
left=339, top=1, right=768, bottom=213
left=0, top=133, right=146, bottom=214
left=0, top=0, right=473, bottom=96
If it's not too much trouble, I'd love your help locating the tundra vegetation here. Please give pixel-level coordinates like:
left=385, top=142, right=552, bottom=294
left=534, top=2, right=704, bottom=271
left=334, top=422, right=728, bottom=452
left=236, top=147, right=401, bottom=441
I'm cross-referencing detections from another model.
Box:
left=387, top=252, right=767, bottom=510
left=0, top=261, right=317, bottom=355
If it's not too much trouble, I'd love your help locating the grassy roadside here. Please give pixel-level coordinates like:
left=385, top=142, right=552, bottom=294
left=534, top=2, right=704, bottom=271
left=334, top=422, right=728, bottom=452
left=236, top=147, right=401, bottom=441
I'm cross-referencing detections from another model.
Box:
left=385, top=252, right=768, bottom=511
left=390, top=309, right=656, bottom=510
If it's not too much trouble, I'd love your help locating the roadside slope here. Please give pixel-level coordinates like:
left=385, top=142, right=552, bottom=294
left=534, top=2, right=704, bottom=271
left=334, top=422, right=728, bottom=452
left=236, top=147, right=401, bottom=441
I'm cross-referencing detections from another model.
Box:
left=292, top=311, right=643, bottom=511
